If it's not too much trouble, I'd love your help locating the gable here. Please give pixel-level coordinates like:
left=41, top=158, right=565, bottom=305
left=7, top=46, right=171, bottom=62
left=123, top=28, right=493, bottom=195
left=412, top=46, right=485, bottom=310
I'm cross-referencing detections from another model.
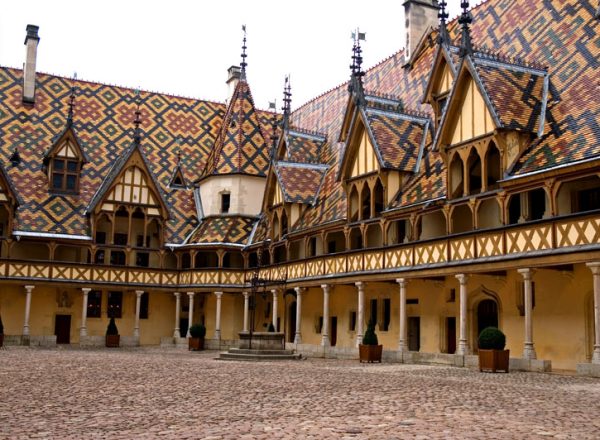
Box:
left=273, top=179, right=285, bottom=206
left=350, top=125, right=379, bottom=178
left=436, top=61, right=453, bottom=96
left=448, top=76, right=495, bottom=146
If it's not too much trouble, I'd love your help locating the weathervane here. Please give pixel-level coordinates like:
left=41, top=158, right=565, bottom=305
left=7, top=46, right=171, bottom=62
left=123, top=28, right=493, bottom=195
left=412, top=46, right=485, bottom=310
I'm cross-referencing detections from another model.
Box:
left=269, top=100, right=278, bottom=158
left=240, top=24, right=248, bottom=80
left=349, top=29, right=366, bottom=103
left=67, top=72, right=77, bottom=124
left=282, top=75, right=292, bottom=129
left=459, top=0, right=473, bottom=56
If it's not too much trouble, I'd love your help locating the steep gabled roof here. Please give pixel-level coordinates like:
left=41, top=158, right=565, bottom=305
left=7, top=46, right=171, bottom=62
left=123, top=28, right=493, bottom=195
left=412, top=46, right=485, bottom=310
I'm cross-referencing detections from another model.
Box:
left=274, top=162, right=328, bottom=205
left=186, top=215, right=256, bottom=246
left=43, top=119, right=90, bottom=165
left=200, top=80, right=270, bottom=179
left=0, top=163, right=22, bottom=207
left=284, top=128, right=326, bottom=163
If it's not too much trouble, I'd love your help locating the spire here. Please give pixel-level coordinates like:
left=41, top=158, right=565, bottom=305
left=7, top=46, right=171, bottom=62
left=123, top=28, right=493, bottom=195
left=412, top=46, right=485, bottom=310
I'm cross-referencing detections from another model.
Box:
left=240, top=25, right=248, bottom=81
left=133, top=89, right=142, bottom=146
left=438, top=1, right=450, bottom=45
left=459, top=0, right=473, bottom=57
left=269, top=100, right=278, bottom=160
left=282, top=75, right=291, bottom=130
left=349, top=29, right=366, bottom=104
left=67, top=73, right=77, bottom=125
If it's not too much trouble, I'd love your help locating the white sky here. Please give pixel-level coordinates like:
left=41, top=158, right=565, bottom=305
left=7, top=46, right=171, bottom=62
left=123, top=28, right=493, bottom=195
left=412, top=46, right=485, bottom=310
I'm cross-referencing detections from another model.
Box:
left=0, top=0, right=462, bottom=110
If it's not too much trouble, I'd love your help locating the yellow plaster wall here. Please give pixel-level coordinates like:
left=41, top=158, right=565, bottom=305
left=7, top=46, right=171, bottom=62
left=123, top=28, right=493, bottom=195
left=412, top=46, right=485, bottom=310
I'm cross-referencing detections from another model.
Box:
left=351, top=129, right=378, bottom=178
left=199, top=175, right=266, bottom=217
left=450, top=77, right=494, bottom=145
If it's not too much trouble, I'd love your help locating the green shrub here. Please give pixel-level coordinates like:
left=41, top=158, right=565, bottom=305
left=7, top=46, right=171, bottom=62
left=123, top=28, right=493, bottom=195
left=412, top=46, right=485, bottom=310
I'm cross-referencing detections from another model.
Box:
left=478, top=327, right=506, bottom=350
left=267, top=322, right=275, bottom=332
left=106, top=317, right=119, bottom=336
left=189, top=323, right=206, bottom=339
left=362, top=320, right=379, bottom=346
left=0, top=314, right=4, bottom=334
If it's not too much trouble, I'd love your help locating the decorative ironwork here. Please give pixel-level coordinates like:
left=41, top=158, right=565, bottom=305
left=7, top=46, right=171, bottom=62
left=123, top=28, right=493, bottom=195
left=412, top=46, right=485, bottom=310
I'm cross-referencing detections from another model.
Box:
left=459, top=0, right=473, bottom=57
left=240, top=25, right=248, bottom=80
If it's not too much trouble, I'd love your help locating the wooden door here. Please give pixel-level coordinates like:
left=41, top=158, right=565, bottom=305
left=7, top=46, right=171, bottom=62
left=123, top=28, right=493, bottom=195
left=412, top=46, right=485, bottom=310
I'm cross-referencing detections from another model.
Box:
left=408, top=317, right=420, bottom=352
left=330, top=316, right=337, bottom=347
left=446, top=317, right=456, bottom=354
left=54, top=315, right=71, bottom=344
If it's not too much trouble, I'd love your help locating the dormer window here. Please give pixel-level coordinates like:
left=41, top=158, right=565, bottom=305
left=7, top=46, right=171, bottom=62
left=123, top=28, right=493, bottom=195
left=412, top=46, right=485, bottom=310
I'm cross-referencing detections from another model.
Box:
left=435, top=92, right=449, bottom=127
left=51, top=157, right=80, bottom=192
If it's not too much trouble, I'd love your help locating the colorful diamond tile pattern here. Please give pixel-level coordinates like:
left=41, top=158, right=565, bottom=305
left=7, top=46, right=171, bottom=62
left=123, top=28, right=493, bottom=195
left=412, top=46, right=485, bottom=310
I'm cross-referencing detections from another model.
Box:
left=285, top=129, right=325, bottom=164
left=202, top=80, right=270, bottom=178
left=274, top=163, right=327, bottom=205
left=187, top=216, right=256, bottom=245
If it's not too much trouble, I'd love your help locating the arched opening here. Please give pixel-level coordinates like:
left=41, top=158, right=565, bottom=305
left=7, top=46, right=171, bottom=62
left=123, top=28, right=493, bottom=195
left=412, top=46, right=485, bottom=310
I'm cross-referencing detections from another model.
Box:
left=450, top=154, right=464, bottom=198
left=508, top=189, right=547, bottom=224
left=361, top=184, right=371, bottom=220
left=55, top=245, right=88, bottom=263
left=288, top=301, right=297, bottom=343
left=114, top=206, right=129, bottom=246
left=280, top=210, right=289, bottom=237
left=10, top=242, right=50, bottom=261
left=325, top=231, right=345, bottom=254
left=349, top=185, right=359, bottom=222
left=95, top=213, right=112, bottom=245
left=289, top=239, right=305, bottom=260
left=307, top=235, right=323, bottom=257
left=467, top=148, right=482, bottom=195
left=0, top=205, right=10, bottom=238
left=272, top=212, right=280, bottom=241
left=181, top=252, right=191, bottom=269
left=222, top=251, right=244, bottom=268
left=349, top=227, right=363, bottom=250
left=418, top=210, right=446, bottom=240
left=387, top=219, right=408, bottom=244
left=556, top=175, right=600, bottom=215
left=486, top=142, right=501, bottom=190
left=373, top=179, right=384, bottom=217
left=365, top=223, right=383, bottom=248
left=508, top=194, right=521, bottom=225
left=248, top=252, right=258, bottom=268
left=478, top=198, right=502, bottom=229
left=164, top=252, right=178, bottom=269
left=273, top=244, right=286, bottom=263
left=451, top=204, right=473, bottom=234
left=194, top=251, right=219, bottom=268
left=477, top=299, right=499, bottom=346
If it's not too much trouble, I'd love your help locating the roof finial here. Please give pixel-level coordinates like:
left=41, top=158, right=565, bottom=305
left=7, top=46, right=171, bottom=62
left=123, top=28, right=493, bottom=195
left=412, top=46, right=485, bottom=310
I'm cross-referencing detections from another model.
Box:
left=269, top=100, right=278, bottom=160
left=67, top=72, right=77, bottom=125
left=459, top=0, right=473, bottom=57
left=240, top=24, right=248, bottom=81
left=133, top=88, right=142, bottom=146
left=438, top=1, right=450, bottom=45
left=349, top=29, right=366, bottom=103
left=282, top=75, right=292, bottom=129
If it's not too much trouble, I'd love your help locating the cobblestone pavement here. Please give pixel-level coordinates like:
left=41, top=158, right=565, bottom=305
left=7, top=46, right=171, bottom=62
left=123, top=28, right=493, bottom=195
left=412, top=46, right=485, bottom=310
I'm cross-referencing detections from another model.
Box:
left=1, top=347, right=600, bottom=439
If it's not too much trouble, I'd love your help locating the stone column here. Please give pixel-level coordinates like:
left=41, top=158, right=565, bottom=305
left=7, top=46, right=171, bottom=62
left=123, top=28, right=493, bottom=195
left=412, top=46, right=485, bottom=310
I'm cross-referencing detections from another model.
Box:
left=455, top=274, right=469, bottom=355
left=186, top=292, right=195, bottom=337
left=272, top=289, right=279, bottom=330
left=586, top=262, right=600, bottom=363
left=518, top=268, right=536, bottom=359
left=321, top=284, right=331, bottom=347
left=173, top=292, right=181, bottom=338
left=133, top=290, right=143, bottom=338
left=23, top=285, right=34, bottom=336
left=80, top=288, right=91, bottom=337
left=294, top=287, right=304, bottom=344
left=214, top=291, right=223, bottom=340
left=397, top=278, right=408, bottom=352
left=356, top=281, right=365, bottom=347
left=242, top=291, right=250, bottom=333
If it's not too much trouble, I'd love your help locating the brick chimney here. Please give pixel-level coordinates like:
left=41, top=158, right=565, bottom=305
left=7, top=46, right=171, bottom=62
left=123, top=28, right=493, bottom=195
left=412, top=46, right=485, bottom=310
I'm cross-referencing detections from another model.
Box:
left=226, top=65, right=241, bottom=103
left=404, top=0, right=439, bottom=61
left=23, top=24, right=40, bottom=105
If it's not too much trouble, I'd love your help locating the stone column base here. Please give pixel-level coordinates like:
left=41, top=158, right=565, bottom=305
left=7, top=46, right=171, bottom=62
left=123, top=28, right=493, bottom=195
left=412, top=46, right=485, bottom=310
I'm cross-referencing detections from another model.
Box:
left=577, top=362, right=600, bottom=378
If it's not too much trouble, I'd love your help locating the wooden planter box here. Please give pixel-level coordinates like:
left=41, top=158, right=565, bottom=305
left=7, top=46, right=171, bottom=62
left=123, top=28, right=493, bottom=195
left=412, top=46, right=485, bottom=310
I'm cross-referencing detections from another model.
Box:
left=188, top=337, right=205, bottom=351
left=105, top=335, right=120, bottom=348
left=359, top=344, right=383, bottom=363
left=479, top=349, right=509, bottom=373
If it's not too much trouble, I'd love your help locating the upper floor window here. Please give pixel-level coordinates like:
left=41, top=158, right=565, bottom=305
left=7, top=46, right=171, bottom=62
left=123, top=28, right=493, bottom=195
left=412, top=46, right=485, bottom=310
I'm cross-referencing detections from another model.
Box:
left=51, top=157, right=80, bottom=192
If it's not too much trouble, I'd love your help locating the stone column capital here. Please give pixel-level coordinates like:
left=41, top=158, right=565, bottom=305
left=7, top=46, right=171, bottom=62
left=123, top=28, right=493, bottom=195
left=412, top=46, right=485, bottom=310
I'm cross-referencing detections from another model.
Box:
left=294, top=287, right=306, bottom=295
left=587, top=262, right=600, bottom=275
left=24, top=285, right=35, bottom=292
left=517, top=268, right=535, bottom=280
left=455, top=274, right=469, bottom=285
left=321, top=284, right=330, bottom=293
left=81, top=288, right=91, bottom=295
left=396, top=278, right=408, bottom=288
left=173, top=291, right=181, bottom=299
left=355, top=281, right=365, bottom=291
left=135, top=290, right=144, bottom=298
left=187, top=291, right=195, bottom=298
left=214, top=291, right=223, bottom=299
left=242, top=291, right=250, bottom=299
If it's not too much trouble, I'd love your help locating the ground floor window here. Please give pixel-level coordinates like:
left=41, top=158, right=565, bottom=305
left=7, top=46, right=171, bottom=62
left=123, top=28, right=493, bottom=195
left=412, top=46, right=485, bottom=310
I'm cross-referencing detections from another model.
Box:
left=87, top=291, right=102, bottom=318
left=108, top=291, right=123, bottom=318
left=140, top=292, right=149, bottom=319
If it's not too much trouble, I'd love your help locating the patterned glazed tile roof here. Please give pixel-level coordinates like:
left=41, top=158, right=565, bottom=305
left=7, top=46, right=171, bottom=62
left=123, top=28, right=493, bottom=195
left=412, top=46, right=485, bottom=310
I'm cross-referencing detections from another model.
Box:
left=284, top=128, right=325, bottom=164
left=474, top=60, right=545, bottom=133
left=187, top=215, right=256, bottom=245
left=364, top=107, right=428, bottom=172
left=392, top=147, right=446, bottom=208
left=0, top=68, right=275, bottom=243
left=274, top=162, right=328, bottom=205
left=201, top=80, right=270, bottom=178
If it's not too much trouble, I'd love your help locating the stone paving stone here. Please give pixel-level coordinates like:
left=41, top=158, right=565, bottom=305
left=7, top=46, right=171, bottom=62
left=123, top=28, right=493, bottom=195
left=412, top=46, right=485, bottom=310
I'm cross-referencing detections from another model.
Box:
left=1, top=347, right=600, bottom=438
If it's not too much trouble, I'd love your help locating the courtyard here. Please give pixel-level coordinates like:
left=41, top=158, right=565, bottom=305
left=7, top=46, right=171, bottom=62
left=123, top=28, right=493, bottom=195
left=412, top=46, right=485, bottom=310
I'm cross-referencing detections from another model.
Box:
left=0, top=348, right=599, bottom=439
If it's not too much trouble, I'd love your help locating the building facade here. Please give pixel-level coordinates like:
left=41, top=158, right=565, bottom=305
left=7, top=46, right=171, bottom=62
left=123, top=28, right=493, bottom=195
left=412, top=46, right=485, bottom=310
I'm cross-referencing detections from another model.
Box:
left=1, top=0, right=600, bottom=374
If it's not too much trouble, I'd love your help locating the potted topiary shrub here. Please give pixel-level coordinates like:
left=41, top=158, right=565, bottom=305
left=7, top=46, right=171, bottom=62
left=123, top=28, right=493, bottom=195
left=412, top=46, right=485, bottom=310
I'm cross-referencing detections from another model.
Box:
left=105, top=317, right=120, bottom=347
left=188, top=323, right=206, bottom=351
left=359, top=320, right=383, bottom=363
left=267, top=322, right=275, bottom=332
left=0, top=313, right=4, bottom=348
left=478, top=326, right=509, bottom=373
